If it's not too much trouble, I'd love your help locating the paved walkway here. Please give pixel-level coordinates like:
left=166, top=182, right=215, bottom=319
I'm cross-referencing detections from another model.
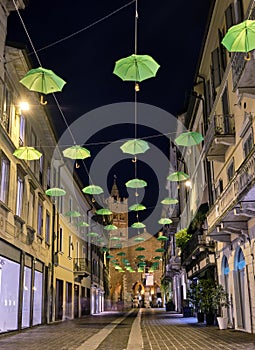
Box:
left=1, top=309, right=255, bottom=349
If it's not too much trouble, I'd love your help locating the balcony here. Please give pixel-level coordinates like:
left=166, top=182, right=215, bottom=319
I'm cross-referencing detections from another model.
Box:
left=204, top=114, right=235, bottom=162
left=73, top=258, right=91, bottom=279
left=232, top=50, right=255, bottom=96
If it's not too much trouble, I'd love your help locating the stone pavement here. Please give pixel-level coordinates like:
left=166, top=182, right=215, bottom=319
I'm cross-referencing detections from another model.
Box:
left=1, top=308, right=255, bottom=350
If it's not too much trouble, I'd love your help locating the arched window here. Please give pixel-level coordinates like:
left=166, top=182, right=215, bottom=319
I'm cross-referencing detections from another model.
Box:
left=234, top=247, right=246, bottom=329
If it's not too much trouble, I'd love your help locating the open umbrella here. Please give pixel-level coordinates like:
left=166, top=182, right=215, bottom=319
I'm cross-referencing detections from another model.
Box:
left=167, top=171, right=189, bottom=182
left=45, top=187, right=66, bottom=197
left=20, top=67, right=66, bottom=104
left=104, top=224, right=118, bottom=230
left=155, top=248, right=165, bottom=253
left=175, top=131, right=204, bottom=146
left=117, top=252, right=126, bottom=256
left=221, top=20, right=255, bottom=54
left=136, top=255, right=146, bottom=260
left=109, top=236, right=120, bottom=241
left=63, top=145, right=91, bottom=159
left=131, top=222, right=146, bottom=229
left=114, top=243, right=122, bottom=248
left=82, top=185, right=104, bottom=195
left=129, top=203, right=146, bottom=211
left=113, top=54, right=160, bottom=82
left=96, top=208, right=112, bottom=215
left=101, top=247, right=108, bottom=252
left=157, top=235, right=168, bottom=241
left=87, top=232, right=99, bottom=237
left=77, top=221, right=90, bottom=227
left=153, top=256, right=162, bottom=260
left=158, top=218, right=173, bottom=225
left=161, top=197, right=179, bottom=205
left=13, top=146, right=42, bottom=160
left=120, top=139, right=150, bottom=155
left=135, top=246, right=145, bottom=251
left=133, top=236, right=145, bottom=242
left=64, top=210, right=81, bottom=217
left=106, top=254, right=114, bottom=259
left=125, top=178, right=147, bottom=188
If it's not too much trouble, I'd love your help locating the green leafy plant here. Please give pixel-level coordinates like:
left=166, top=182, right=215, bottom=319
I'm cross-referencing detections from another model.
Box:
left=211, top=284, right=230, bottom=317
left=175, top=228, right=192, bottom=250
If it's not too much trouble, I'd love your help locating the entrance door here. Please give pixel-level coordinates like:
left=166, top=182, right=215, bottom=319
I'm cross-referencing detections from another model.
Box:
left=55, top=279, right=63, bottom=321
left=74, top=284, right=79, bottom=318
left=234, top=248, right=246, bottom=329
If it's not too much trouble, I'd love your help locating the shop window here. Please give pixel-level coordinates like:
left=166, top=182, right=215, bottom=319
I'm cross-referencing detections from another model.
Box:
left=22, top=265, right=32, bottom=328
left=32, top=269, right=43, bottom=326
left=0, top=154, right=10, bottom=204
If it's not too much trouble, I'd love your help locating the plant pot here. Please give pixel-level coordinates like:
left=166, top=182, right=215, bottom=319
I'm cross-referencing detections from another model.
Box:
left=217, top=316, right=228, bottom=330
left=205, top=312, right=215, bottom=326
left=197, top=312, right=204, bottom=323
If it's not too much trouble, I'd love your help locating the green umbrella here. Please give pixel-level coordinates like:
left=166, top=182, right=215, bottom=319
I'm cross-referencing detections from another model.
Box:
left=64, top=210, right=81, bottom=217
left=153, top=256, right=162, bottom=260
left=137, top=255, right=146, bottom=259
left=106, top=254, right=114, bottom=259
left=157, top=235, right=168, bottom=241
left=138, top=262, right=146, bottom=267
left=158, top=218, right=173, bottom=225
left=138, top=267, right=144, bottom=272
left=20, top=67, right=66, bottom=94
left=109, top=236, right=120, bottom=241
left=96, top=208, right=112, bottom=215
left=161, top=197, right=179, bottom=205
left=113, top=54, right=160, bottom=82
left=175, top=131, right=204, bottom=146
left=133, top=236, right=145, bottom=242
left=117, top=252, right=126, bottom=256
left=13, top=146, right=42, bottom=160
left=114, top=243, right=122, bottom=248
left=104, top=224, right=118, bottom=230
left=77, top=221, right=90, bottom=227
left=167, top=171, right=189, bottom=182
left=126, top=178, right=147, bottom=188
left=155, top=248, right=165, bottom=253
left=63, top=145, right=91, bottom=159
left=87, top=232, right=99, bottom=237
left=45, top=187, right=66, bottom=197
left=101, top=247, right=108, bottom=252
left=131, top=222, right=146, bottom=229
left=129, top=204, right=146, bottom=211
left=120, top=139, right=150, bottom=155
left=82, top=185, right=104, bottom=195
left=135, top=246, right=145, bottom=251
left=221, top=19, right=255, bottom=53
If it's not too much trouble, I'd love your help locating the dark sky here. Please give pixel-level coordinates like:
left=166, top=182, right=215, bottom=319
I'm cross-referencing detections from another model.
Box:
left=7, top=1, right=213, bottom=229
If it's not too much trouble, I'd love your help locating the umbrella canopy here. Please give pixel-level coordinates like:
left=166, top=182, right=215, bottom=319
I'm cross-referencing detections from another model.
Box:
left=221, top=19, right=255, bottom=53
left=155, top=248, right=165, bottom=253
left=125, top=178, right=147, bottom=188
left=153, top=256, right=162, bottom=260
left=96, top=208, right=112, bottom=215
left=106, top=254, right=114, bottom=259
left=104, top=224, right=118, bottom=230
left=87, top=232, right=99, bottom=237
left=131, top=222, right=146, bottom=229
left=64, top=210, right=81, bottom=217
left=158, top=218, right=173, bottom=225
left=167, top=171, right=189, bottom=182
left=101, top=247, right=108, bottom=252
left=136, top=255, right=146, bottom=259
left=13, top=146, right=42, bottom=160
left=117, top=252, right=126, bottom=256
left=20, top=67, right=66, bottom=94
left=113, top=54, right=160, bottom=82
left=109, top=236, right=120, bottom=241
left=120, top=139, right=150, bottom=155
left=175, top=131, right=204, bottom=146
left=133, top=236, right=145, bottom=242
left=77, top=221, right=90, bottom=227
left=157, top=235, right=168, bottom=241
left=129, top=203, right=146, bottom=211
left=82, top=185, right=104, bottom=195
left=63, top=145, right=91, bottom=160
left=161, top=197, right=179, bottom=205
left=135, top=246, right=145, bottom=251
left=45, top=187, right=66, bottom=197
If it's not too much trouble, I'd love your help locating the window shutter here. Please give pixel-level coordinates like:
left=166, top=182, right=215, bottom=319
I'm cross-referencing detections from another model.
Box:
left=225, top=4, right=235, bottom=30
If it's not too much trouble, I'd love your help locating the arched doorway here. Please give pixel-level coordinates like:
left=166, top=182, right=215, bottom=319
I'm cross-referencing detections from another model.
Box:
left=234, top=247, right=246, bottom=329
left=222, top=255, right=231, bottom=323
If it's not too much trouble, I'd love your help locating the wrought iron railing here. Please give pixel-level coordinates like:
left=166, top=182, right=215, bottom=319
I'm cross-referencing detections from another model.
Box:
left=73, top=258, right=91, bottom=273
left=181, top=230, right=205, bottom=263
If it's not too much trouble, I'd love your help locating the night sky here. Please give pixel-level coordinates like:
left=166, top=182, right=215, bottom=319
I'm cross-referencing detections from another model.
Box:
left=7, top=1, right=214, bottom=229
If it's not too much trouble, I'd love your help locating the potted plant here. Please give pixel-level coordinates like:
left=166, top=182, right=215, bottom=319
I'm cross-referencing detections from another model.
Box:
left=187, top=281, right=204, bottom=323
left=211, top=284, right=230, bottom=330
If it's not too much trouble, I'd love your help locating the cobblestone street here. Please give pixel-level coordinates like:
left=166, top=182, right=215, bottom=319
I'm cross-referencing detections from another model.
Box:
left=1, top=309, right=255, bottom=350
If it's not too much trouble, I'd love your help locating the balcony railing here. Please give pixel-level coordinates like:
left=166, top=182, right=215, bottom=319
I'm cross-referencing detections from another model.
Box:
left=207, top=145, right=255, bottom=231
left=73, top=258, right=91, bottom=274
left=204, top=114, right=235, bottom=162
left=181, top=230, right=205, bottom=263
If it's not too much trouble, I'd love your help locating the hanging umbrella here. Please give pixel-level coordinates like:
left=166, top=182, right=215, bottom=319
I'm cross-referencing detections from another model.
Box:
left=133, top=236, right=145, bottom=242
left=138, top=262, right=146, bottom=267
left=129, top=204, right=146, bottom=211
left=77, top=221, right=90, bottom=227
left=125, top=178, right=147, bottom=188
left=104, top=224, right=118, bottom=230
left=63, top=145, right=91, bottom=159
left=114, top=243, right=122, bottom=248
left=161, top=197, right=179, bottom=205
left=19, top=67, right=66, bottom=104
left=106, top=254, right=114, bottom=259
left=131, top=222, right=146, bottom=229
left=101, top=247, right=108, bottom=252
left=175, top=131, right=204, bottom=146
left=96, top=208, right=112, bottom=215
left=153, top=256, right=162, bottom=260
left=64, top=210, right=81, bottom=217
left=120, top=139, right=150, bottom=155
left=221, top=19, right=255, bottom=54
left=167, top=171, right=189, bottom=182
left=113, top=54, right=160, bottom=82
left=157, top=235, right=168, bottom=241
left=135, top=246, right=145, bottom=251
left=136, top=255, right=146, bottom=260
left=155, top=248, right=165, bottom=253
left=109, top=236, right=120, bottom=241
left=87, top=232, right=99, bottom=237
left=13, top=146, right=42, bottom=160
left=82, top=185, right=104, bottom=195
left=158, top=218, right=173, bottom=225
left=138, top=267, right=144, bottom=272
left=117, top=252, right=126, bottom=256
left=45, top=187, right=66, bottom=197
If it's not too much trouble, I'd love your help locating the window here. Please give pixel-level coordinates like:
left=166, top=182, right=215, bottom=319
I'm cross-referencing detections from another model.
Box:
left=37, top=202, right=43, bottom=236
left=1, top=87, right=12, bottom=133
left=243, top=132, right=253, bottom=158
left=39, top=153, right=43, bottom=185
left=30, top=131, right=36, bottom=173
left=27, top=190, right=35, bottom=227
left=45, top=211, right=50, bottom=243
left=76, top=241, right=79, bottom=259
left=0, top=155, right=10, bottom=204
left=59, top=227, right=63, bottom=252
left=215, top=178, right=224, bottom=200
left=227, top=159, right=235, bottom=182
left=225, top=3, right=235, bottom=29
left=68, top=235, right=73, bottom=258
left=234, top=0, right=243, bottom=24
left=211, top=48, right=221, bottom=88
left=16, top=175, right=24, bottom=216
left=19, top=114, right=25, bottom=146
left=47, top=165, right=51, bottom=189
